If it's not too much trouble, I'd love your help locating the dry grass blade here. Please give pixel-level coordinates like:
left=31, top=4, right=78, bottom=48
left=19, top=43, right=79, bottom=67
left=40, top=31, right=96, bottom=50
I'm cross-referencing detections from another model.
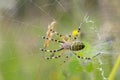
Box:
left=44, top=21, right=56, bottom=48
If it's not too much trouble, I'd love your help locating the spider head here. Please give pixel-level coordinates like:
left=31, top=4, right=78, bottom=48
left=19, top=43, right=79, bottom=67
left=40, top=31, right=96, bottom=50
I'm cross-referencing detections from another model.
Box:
left=61, top=35, right=70, bottom=42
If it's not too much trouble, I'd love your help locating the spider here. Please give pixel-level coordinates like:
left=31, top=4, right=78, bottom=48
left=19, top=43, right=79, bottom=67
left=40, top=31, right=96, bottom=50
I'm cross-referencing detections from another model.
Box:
left=40, top=21, right=101, bottom=63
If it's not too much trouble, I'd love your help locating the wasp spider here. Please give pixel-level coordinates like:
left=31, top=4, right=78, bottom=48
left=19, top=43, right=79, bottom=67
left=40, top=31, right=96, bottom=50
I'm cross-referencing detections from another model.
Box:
left=40, top=21, right=101, bottom=63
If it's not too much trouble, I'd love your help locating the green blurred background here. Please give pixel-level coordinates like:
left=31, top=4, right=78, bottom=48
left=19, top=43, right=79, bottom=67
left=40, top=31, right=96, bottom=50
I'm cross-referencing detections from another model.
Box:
left=0, top=0, right=120, bottom=80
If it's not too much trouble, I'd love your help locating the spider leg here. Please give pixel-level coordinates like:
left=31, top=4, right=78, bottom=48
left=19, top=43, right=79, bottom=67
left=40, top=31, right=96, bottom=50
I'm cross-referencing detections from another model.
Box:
left=72, top=51, right=91, bottom=60
left=48, top=23, right=81, bottom=40
left=78, top=26, right=81, bottom=33
left=40, top=48, right=64, bottom=60
left=44, top=50, right=70, bottom=64
left=50, top=29, right=63, bottom=38
left=50, top=29, right=72, bottom=38
left=42, top=36, right=64, bottom=43
left=92, top=52, right=101, bottom=58
left=72, top=52, right=102, bottom=60
left=40, top=48, right=64, bottom=53
left=45, top=54, right=61, bottom=60
left=63, top=55, right=69, bottom=63
left=59, top=50, right=72, bottom=64
left=45, top=49, right=65, bottom=60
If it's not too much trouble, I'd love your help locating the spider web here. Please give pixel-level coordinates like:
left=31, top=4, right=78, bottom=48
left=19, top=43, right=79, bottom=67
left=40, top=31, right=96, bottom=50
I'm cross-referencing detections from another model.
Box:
left=0, top=0, right=111, bottom=80
left=0, top=0, right=87, bottom=62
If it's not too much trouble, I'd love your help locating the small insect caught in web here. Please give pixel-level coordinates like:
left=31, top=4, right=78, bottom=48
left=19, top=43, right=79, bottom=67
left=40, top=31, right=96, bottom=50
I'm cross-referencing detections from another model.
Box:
left=40, top=21, right=101, bottom=63
left=44, top=20, right=56, bottom=48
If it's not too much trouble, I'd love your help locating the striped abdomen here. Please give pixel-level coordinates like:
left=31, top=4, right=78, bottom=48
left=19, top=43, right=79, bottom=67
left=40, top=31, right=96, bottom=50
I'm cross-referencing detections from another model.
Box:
left=70, top=42, right=85, bottom=51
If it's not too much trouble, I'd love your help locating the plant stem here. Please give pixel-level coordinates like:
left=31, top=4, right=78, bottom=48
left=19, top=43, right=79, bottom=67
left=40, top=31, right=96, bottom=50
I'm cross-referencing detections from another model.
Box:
left=108, top=54, right=120, bottom=80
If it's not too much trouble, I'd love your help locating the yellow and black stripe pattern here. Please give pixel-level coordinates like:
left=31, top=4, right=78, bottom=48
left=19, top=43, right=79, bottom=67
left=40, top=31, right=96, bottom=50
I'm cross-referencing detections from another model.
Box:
left=50, top=29, right=63, bottom=37
left=45, top=55, right=61, bottom=60
left=42, top=36, right=64, bottom=43
left=40, top=48, right=64, bottom=53
left=70, top=42, right=85, bottom=51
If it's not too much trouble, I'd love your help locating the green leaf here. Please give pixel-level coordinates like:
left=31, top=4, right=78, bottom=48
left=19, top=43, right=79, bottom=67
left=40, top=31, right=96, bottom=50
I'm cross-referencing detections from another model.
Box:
left=85, top=62, right=94, bottom=72
left=68, top=57, right=83, bottom=74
